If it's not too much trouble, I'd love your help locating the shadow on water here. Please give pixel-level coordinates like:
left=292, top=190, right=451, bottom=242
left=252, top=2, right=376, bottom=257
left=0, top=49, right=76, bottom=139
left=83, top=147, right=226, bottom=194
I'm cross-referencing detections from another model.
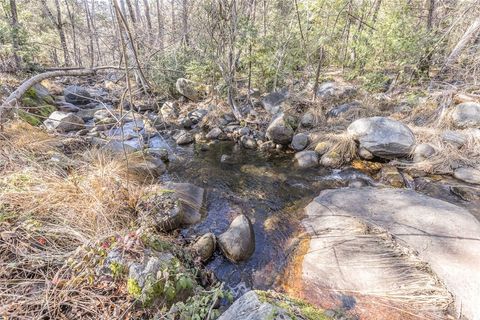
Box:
left=158, top=138, right=359, bottom=296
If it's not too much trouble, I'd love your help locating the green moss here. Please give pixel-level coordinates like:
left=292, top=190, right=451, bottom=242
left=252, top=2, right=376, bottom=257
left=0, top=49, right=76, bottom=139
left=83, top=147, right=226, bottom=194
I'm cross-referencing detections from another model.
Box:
left=21, top=97, right=39, bottom=108
left=255, top=290, right=331, bottom=320
left=38, top=104, right=56, bottom=117
left=109, top=262, right=127, bottom=279
left=127, top=278, right=142, bottom=298
left=18, top=110, right=41, bottom=126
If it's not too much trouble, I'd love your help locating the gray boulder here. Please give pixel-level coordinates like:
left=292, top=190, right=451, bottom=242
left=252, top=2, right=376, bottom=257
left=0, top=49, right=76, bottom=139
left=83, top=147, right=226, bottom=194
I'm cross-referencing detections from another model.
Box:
left=261, top=89, right=289, bottom=114
left=294, top=150, right=318, bottom=168
left=191, top=233, right=216, bottom=262
left=64, top=85, right=92, bottom=106
left=316, top=82, right=356, bottom=102
left=206, top=127, right=223, bottom=140
left=240, top=136, right=257, bottom=149
left=297, top=187, right=480, bottom=319
left=347, top=117, right=415, bottom=159
left=176, top=78, right=203, bottom=101
left=413, top=143, right=436, bottom=162
left=300, top=112, right=315, bottom=128
left=218, top=291, right=292, bottom=320
left=160, top=101, right=179, bottom=120
left=176, top=131, right=194, bottom=145
left=291, top=133, right=309, bottom=151
left=44, top=111, right=85, bottom=132
left=453, top=167, right=480, bottom=185
left=218, top=215, right=255, bottom=263
left=266, top=114, right=294, bottom=145
left=442, top=130, right=466, bottom=148
left=326, top=101, right=362, bottom=118
left=451, top=102, right=480, bottom=129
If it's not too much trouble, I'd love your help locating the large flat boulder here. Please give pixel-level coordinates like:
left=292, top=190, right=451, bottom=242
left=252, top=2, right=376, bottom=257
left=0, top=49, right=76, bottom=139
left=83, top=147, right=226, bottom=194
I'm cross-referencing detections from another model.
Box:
left=288, top=187, right=480, bottom=319
left=347, top=117, right=415, bottom=159
left=451, top=102, right=480, bottom=129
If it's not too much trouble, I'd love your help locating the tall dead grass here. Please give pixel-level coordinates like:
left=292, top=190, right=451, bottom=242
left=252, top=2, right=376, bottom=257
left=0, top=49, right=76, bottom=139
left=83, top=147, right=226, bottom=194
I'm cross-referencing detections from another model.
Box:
left=0, top=121, right=145, bottom=319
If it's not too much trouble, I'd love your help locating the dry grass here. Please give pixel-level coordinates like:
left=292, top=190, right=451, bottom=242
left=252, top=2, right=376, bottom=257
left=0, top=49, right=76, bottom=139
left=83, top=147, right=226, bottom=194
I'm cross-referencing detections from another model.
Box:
left=0, top=121, right=148, bottom=319
left=396, top=126, right=480, bottom=174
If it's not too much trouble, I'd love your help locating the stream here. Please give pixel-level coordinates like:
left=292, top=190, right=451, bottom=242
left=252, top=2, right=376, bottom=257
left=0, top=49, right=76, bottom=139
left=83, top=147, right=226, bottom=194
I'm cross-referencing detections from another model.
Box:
left=150, top=135, right=377, bottom=296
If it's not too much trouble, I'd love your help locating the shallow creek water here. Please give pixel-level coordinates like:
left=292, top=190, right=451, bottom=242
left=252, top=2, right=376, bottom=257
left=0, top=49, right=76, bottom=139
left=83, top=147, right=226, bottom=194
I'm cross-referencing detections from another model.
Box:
left=151, top=135, right=479, bottom=298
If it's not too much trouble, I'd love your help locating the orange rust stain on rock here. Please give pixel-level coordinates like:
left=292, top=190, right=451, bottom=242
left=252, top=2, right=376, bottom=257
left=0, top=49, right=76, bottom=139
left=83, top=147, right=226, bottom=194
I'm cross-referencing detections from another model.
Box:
left=278, top=235, right=450, bottom=320
left=351, top=159, right=383, bottom=174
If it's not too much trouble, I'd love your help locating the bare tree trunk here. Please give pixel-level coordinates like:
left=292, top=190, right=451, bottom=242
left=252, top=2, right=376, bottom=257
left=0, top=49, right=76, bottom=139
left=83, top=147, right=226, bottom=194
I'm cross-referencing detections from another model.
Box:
left=83, top=0, right=95, bottom=67
left=134, top=0, right=142, bottom=25
left=54, top=0, right=70, bottom=66
left=442, top=17, right=480, bottom=70
left=182, top=0, right=189, bottom=46
left=41, top=0, right=71, bottom=66
left=143, top=0, right=152, bottom=31
left=418, top=0, right=435, bottom=74
left=91, top=0, right=103, bottom=65
left=125, top=0, right=137, bottom=23
left=65, top=0, right=80, bottom=66
left=9, top=0, right=21, bottom=70
left=156, top=0, right=165, bottom=52
left=171, top=0, right=176, bottom=44
left=313, top=47, right=325, bottom=101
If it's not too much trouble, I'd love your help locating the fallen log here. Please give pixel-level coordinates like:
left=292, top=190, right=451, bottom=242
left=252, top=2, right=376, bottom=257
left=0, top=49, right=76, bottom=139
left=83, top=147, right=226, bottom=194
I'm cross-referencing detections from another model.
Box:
left=0, top=66, right=117, bottom=124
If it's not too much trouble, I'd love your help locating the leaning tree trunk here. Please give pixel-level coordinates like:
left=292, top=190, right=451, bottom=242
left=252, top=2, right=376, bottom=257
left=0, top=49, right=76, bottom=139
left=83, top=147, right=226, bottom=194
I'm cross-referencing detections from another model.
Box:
left=442, top=17, right=480, bottom=71
left=0, top=68, right=99, bottom=124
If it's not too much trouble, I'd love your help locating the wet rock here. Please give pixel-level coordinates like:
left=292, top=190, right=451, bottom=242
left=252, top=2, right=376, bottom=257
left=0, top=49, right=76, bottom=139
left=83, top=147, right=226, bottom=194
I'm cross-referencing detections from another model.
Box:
left=453, top=167, right=480, bottom=185
left=314, top=141, right=331, bottom=156
left=238, top=126, right=251, bottom=137
left=451, top=102, right=480, bottom=129
left=44, top=111, right=85, bottom=132
left=146, top=148, right=169, bottom=161
left=160, top=101, right=179, bottom=120
left=218, top=215, right=255, bottom=263
left=378, top=165, right=404, bottom=188
left=259, top=141, right=276, bottom=152
left=296, top=187, right=480, bottom=319
left=442, top=130, right=466, bottom=148
left=316, top=82, right=356, bottom=102
left=129, top=157, right=166, bottom=177
left=165, top=182, right=205, bottom=225
left=206, top=127, right=223, bottom=140
left=191, top=233, right=216, bottom=262
left=58, top=101, right=80, bottom=113
left=176, top=131, right=194, bottom=145
left=266, top=114, right=294, bottom=145
left=107, top=120, right=146, bottom=140
left=347, top=116, right=416, bottom=159
left=179, top=117, right=193, bottom=129
left=261, top=89, right=289, bottom=114
left=188, top=109, right=208, bottom=124
left=93, top=138, right=141, bottom=154
left=358, top=147, right=374, bottom=160
left=320, top=150, right=342, bottom=168
left=220, top=154, right=236, bottom=164
left=64, top=85, right=92, bottom=106
left=291, top=133, right=309, bottom=151
left=294, top=150, right=318, bottom=168
left=136, top=186, right=183, bottom=232
left=326, top=101, right=362, bottom=118
left=450, top=185, right=480, bottom=201
left=413, top=143, right=436, bottom=162
left=218, top=291, right=292, bottom=320
left=300, top=112, right=315, bottom=128
left=240, top=136, right=257, bottom=149
left=76, top=106, right=103, bottom=121
left=176, top=78, right=203, bottom=101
